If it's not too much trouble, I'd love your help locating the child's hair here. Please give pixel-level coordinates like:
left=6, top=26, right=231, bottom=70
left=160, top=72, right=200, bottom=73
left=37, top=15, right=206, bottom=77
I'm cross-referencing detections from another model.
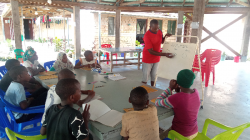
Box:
left=56, top=78, right=80, bottom=101
left=58, top=69, right=75, bottom=80
left=130, top=87, right=148, bottom=108
left=9, top=66, right=27, bottom=80
left=84, top=50, right=92, bottom=57
left=5, top=59, right=20, bottom=70
left=177, top=69, right=196, bottom=88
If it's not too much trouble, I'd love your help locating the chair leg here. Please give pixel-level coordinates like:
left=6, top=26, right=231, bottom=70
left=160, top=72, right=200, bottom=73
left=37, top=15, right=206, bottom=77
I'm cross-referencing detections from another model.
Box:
left=205, top=71, right=210, bottom=87
left=202, top=71, right=204, bottom=82
left=213, top=70, right=215, bottom=85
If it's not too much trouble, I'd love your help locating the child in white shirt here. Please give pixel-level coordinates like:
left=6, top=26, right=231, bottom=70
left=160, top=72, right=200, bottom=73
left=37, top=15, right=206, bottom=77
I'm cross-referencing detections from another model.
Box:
left=75, top=50, right=101, bottom=69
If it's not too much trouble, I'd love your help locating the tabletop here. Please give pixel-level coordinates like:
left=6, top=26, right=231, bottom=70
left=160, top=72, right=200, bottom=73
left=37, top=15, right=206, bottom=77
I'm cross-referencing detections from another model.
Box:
left=35, top=69, right=173, bottom=140
left=99, top=47, right=144, bottom=53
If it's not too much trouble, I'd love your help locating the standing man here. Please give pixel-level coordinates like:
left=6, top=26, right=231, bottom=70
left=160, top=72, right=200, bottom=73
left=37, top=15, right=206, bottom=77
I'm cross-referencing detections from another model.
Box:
left=142, top=19, right=174, bottom=86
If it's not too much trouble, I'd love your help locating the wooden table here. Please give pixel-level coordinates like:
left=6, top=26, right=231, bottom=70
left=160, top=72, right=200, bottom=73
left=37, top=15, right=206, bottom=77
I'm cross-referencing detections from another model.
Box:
left=35, top=69, right=173, bottom=140
left=98, top=47, right=144, bottom=72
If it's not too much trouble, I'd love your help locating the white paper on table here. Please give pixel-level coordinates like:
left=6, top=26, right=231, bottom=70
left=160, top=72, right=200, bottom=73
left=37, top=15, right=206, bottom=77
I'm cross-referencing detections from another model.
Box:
left=108, top=74, right=126, bottom=81
left=95, top=110, right=123, bottom=127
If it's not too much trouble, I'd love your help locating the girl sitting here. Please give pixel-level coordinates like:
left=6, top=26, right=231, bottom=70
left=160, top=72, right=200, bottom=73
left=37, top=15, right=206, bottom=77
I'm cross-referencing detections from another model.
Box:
left=50, top=52, right=74, bottom=72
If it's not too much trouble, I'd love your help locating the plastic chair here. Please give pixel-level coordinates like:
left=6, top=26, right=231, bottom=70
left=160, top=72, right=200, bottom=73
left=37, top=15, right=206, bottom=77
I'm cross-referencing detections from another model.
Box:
left=14, top=49, right=24, bottom=63
left=44, top=60, right=55, bottom=71
left=75, top=59, right=79, bottom=65
left=5, top=127, right=46, bottom=140
left=192, top=49, right=221, bottom=87
left=0, top=66, right=7, bottom=80
left=168, top=118, right=250, bottom=140
left=101, top=44, right=118, bottom=64
left=0, top=89, right=44, bottom=133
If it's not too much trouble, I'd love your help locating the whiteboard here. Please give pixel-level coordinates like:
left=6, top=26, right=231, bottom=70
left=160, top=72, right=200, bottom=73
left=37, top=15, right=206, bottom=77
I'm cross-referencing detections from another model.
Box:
left=157, top=42, right=197, bottom=80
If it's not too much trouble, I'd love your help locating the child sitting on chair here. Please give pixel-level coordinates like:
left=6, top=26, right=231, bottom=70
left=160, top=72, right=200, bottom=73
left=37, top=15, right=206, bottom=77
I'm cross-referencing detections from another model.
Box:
left=120, top=87, right=160, bottom=140
left=75, top=50, right=101, bottom=69
left=0, top=59, right=47, bottom=94
left=4, top=66, right=47, bottom=123
left=155, top=69, right=200, bottom=140
left=40, top=78, right=93, bottom=140
left=41, top=68, right=95, bottom=124
left=50, top=52, right=74, bottom=72
left=23, top=46, right=46, bottom=76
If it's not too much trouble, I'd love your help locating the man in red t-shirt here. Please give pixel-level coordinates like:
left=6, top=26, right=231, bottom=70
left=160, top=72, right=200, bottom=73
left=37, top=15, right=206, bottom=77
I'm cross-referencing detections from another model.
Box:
left=142, top=19, right=174, bottom=86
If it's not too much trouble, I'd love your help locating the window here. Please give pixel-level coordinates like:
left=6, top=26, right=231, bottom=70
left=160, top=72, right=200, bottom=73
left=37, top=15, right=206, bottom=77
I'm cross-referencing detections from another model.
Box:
left=136, top=19, right=147, bottom=34
left=158, top=20, right=162, bottom=30
left=167, top=20, right=176, bottom=35
left=108, top=17, right=115, bottom=35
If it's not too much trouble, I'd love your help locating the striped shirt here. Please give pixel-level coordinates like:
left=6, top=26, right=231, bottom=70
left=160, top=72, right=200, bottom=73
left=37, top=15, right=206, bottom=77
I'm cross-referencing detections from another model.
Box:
left=155, top=87, right=174, bottom=108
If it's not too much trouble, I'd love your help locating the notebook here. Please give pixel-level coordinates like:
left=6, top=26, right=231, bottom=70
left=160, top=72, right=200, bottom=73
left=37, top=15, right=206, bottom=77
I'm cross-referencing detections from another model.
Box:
left=82, top=100, right=123, bottom=127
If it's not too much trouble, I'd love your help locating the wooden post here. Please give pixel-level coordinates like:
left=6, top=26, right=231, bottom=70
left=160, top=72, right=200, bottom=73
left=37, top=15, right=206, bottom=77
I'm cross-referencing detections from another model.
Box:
left=63, top=10, right=65, bottom=41
left=190, top=0, right=206, bottom=49
left=98, top=12, right=101, bottom=48
left=177, top=11, right=184, bottom=42
left=1, top=16, right=5, bottom=41
left=241, top=10, right=250, bottom=62
left=73, top=6, right=81, bottom=59
left=115, top=10, right=121, bottom=48
left=10, top=0, right=22, bottom=49
left=21, top=6, right=25, bottom=50
left=67, top=17, right=69, bottom=46
left=53, top=13, right=55, bottom=38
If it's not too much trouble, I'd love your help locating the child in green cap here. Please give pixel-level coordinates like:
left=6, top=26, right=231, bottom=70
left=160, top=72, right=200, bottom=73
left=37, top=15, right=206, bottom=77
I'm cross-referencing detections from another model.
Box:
left=155, top=69, right=200, bottom=140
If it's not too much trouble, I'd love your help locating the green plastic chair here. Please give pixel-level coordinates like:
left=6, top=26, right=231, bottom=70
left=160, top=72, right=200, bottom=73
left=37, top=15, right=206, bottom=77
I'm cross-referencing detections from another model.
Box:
left=14, top=49, right=24, bottom=61
left=5, top=128, right=46, bottom=140
left=168, top=118, right=250, bottom=140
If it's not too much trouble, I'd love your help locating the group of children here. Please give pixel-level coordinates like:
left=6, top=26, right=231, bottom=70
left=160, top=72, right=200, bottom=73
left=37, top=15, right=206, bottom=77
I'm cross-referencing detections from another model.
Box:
left=0, top=46, right=200, bottom=140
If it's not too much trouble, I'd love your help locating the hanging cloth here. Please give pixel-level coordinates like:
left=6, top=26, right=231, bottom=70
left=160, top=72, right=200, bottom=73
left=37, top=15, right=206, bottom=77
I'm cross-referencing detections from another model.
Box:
left=42, top=16, right=45, bottom=23
left=46, top=15, right=50, bottom=28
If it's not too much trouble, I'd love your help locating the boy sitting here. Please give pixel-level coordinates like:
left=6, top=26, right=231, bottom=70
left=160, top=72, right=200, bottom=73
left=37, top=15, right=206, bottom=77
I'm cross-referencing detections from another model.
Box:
left=155, top=69, right=200, bottom=140
left=120, top=87, right=160, bottom=140
left=41, top=68, right=95, bottom=123
left=40, top=78, right=92, bottom=140
left=75, top=50, right=101, bottom=69
left=4, top=66, right=47, bottom=123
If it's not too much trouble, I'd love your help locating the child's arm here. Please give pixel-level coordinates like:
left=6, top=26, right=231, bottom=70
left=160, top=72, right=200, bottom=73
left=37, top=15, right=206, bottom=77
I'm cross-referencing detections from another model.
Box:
left=19, top=98, right=34, bottom=109
left=27, top=67, right=40, bottom=77
left=38, top=64, right=46, bottom=72
left=40, top=126, right=46, bottom=135
left=74, top=61, right=86, bottom=69
left=123, top=137, right=129, bottom=140
left=76, top=91, right=95, bottom=107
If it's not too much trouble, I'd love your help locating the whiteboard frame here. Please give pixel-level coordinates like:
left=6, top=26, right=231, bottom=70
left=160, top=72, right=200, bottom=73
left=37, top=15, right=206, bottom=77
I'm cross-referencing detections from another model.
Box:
left=154, top=35, right=204, bottom=109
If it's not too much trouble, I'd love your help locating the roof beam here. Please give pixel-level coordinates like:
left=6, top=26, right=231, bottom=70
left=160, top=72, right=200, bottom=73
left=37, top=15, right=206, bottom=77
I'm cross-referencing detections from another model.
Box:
left=227, top=0, right=233, bottom=7
left=183, top=0, right=186, bottom=6
left=120, top=0, right=146, bottom=6
left=234, top=0, right=249, bottom=7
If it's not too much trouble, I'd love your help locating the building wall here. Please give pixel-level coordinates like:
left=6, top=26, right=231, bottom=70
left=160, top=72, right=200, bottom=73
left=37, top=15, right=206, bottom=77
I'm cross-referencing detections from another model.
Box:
left=0, top=19, right=4, bottom=42
left=93, top=13, right=177, bottom=49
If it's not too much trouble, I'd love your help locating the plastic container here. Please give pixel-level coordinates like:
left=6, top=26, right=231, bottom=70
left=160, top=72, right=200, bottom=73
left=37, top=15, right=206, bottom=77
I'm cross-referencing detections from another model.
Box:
left=234, top=56, right=240, bottom=63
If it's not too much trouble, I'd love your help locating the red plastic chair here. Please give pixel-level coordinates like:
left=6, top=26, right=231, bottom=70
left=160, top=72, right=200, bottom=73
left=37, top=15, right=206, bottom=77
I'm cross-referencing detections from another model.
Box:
left=193, top=49, right=221, bottom=87
left=101, top=44, right=118, bottom=64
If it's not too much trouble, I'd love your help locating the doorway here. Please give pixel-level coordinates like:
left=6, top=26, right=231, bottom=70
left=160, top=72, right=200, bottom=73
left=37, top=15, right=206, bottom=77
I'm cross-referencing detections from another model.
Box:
left=136, top=19, right=147, bottom=44
left=23, top=19, right=33, bottom=40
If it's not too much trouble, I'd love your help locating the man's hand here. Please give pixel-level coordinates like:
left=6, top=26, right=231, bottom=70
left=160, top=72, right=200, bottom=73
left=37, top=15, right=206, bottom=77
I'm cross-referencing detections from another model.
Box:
left=164, top=33, right=172, bottom=37
left=82, top=104, right=90, bottom=129
left=164, top=53, right=175, bottom=58
left=91, top=63, right=96, bottom=67
left=169, top=80, right=178, bottom=91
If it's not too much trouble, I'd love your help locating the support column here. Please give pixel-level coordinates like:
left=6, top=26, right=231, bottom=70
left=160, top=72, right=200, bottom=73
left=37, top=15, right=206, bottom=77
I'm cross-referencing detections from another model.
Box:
left=67, top=17, right=69, bottom=46
left=115, top=10, right=121, bottom=48
left=1, top=16, right=5, bottom=41
left=21, top=6, right=25, bottom=50
left=241, top=10, right=250, bottom=62
left=73, top=6, right=81, bottom=59
left=98, top=12, right=101, bottom=48
left=10, top=0, right=22, bottom=49
left=177, top=11, right=184, bottom=42
left=190, top=0, right=206, bottom=49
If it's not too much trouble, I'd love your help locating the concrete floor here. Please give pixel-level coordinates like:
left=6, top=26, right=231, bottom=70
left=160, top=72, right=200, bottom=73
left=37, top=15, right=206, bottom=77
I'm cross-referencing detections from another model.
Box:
left=98, top=60, right=250, bottom=140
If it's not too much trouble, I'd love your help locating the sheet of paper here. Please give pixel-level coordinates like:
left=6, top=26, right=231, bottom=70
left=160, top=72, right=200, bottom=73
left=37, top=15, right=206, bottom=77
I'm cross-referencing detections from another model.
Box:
left=96, top=110, right=123, bottom=127
left=108, top=74, right=126, bottom=81
left=82, top=100, right=111, bottom=121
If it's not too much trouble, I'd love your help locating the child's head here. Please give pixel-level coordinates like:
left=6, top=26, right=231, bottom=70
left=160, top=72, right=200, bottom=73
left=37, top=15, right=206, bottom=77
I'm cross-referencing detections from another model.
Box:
left=56, top=78, right=81, bottom=104
left=177, top=69, right=195, bottom=89
left=84, top=50, right=94, bottom=62
left=58, top=68, right=75, bottom=81
left=129, top=87, right=149, bottom=109
left=9, top=66, right=31, bottom=82
left=5, top=59, right=20, bottom=71
left=57, top=52, right=68, bottom=63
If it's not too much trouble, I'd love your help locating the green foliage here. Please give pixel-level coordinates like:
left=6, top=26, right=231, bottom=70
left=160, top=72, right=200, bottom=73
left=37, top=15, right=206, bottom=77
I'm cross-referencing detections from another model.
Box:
left=135, top=40, right=140, bottom=46
left=222, top=52, right=226, bottom=56
left=183, top=15, right=187, bottom=23
left=38, top=37, right=43, bottom=43
left=6, top=39, right=14, bottom=52
left=53, top=37, right=63, bottom=52
left=0, top=56, right=15, bottom=61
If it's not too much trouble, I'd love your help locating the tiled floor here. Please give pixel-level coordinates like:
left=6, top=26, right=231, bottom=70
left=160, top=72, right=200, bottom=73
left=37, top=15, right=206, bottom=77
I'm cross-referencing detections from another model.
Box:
left=98, top=60, right=250, bottom=140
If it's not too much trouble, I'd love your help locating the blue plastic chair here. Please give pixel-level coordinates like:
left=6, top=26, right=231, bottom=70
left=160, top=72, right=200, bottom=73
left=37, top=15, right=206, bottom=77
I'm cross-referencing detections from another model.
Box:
left=0, top=89, right=44, bottom=133
left=43, top=61, right=55, bottom=71
left=75, top=59, right=79, bottom=65
left=0, top=66, right=7, bottom=80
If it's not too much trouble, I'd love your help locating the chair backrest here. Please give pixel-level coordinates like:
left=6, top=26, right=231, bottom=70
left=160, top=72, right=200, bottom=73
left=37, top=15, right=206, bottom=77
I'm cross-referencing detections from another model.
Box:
left=43, top=60, right=55, bottom=71
left=0, top=66, right=7, bottom=79
left=212, top=123, right=250, bottom=140
left=0, top=126, right=7, bottom=139
left=101, top=44, right=112, bottom=48
left=75, top=59, right=79, bottom=65
left=5, top=127, right=46, bottom=140
left=14, top=49, right=24, bottom=56
left=204, top=49, right=221, bottom=66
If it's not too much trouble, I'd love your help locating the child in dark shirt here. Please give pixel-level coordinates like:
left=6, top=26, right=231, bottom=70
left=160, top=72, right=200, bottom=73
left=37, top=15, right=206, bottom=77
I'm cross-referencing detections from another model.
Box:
left=40, top=78, right=93, bottom=140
